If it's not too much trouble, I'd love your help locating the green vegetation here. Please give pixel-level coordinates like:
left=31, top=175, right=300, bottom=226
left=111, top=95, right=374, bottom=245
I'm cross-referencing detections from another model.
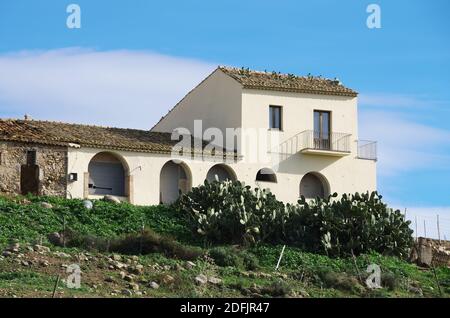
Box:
left=0, top=193, right=448, bottom=298
left=0, top=194, right=192, bottom=246
left=177, top=180, right=413, bottom=257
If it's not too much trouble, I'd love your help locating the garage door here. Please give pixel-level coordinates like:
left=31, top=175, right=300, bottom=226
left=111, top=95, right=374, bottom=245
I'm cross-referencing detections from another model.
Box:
left=88, top=161, right=125, bottom=196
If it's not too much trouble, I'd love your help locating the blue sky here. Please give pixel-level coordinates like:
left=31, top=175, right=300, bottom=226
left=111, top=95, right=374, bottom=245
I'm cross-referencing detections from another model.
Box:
left=0, top=1, right=449, bottom=236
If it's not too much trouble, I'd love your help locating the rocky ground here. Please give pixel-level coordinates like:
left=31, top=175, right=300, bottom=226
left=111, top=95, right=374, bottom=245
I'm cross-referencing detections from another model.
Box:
left=1, top=241, right=448, bottom=298
left=0, top=242, right=305, bottom=298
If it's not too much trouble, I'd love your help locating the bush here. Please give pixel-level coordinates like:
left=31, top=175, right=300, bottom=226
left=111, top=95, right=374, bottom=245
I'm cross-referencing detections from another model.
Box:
left=0, top=194, right=193, bottom=246
left=242, top=251, right=260, bottom=271
left=177, top=179, right=285, bottom=245
left=284, top=192, right=414, bottom=258
left=178, top=181, right=414, bottom=258
left=49, top=228, right=202, bottom=261
left=209, top=247, right=242, bottom=267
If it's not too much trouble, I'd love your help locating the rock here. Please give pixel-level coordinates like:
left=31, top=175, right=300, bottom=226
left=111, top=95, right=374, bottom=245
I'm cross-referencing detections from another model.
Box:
left=119, top=271, right=127, bottom=279
left=111, top=254, right=122, bottom=261
left=6, top=242, right=20, bottom=253
left=26, top=246, right=34, bottom=252
left=175, top=264, right=185, bottom=271
left=105, top=276, right=115, bottom=283
left=163, top=265, right=171, bottom=271
left=39, top=260, right=49, bottom=267
left=40, top=202, right=53, bottom=209
left=33, top=244, right=50, bottom=253
left=124, top=275, right=135, bottom=282
left=54, top=251, right=71, bottom=258
left=208, top=277, right=222, bottom=285
left=47, top=232, right=63, bottom=246
left=130, top=255, right=139, bottom=262
left=128, top=264, right=144, bottom=275
left=195, top=274, right=208, bottom=285
left=128, top=283, right=140, bottom=291
left=186, top=261, right=196, bottom=269
left=259, top=272, right=273, bottom=279
left=21, top=260, right=30, bottom=266
left=2, top=251, right=13, bottom=258
left=111, top=261, right=127, bottom=270
left=121, top=289, right=133, bottom=296
left=83, top=200, right=93, bottom=210
left=103, top=195, right=121, bottom=204
left=407, top=285, right=423, bottom=296
left=149, top=281, right=159, bottom=289
left=162, top=274, right=175, bottom=284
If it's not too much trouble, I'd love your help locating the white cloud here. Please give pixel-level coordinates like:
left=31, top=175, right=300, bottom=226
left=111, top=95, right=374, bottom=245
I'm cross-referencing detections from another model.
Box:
left=0, top=48, right=216, bottom=129
left=359, top=110, right=450, bottom=176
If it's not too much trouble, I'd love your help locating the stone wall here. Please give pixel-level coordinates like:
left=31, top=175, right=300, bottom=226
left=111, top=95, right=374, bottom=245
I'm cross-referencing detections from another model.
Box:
left=410, top=237, right=450, bottom=268
left=0, top=141, right=68, bottom=196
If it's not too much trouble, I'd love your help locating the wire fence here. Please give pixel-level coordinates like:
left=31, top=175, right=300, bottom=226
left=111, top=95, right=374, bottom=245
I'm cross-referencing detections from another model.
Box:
left=402, top=209, right=450, bottom=241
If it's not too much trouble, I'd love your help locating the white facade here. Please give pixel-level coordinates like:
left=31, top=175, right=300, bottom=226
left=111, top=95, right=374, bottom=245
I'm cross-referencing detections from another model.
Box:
left=66, top=68, right=377, bottom=205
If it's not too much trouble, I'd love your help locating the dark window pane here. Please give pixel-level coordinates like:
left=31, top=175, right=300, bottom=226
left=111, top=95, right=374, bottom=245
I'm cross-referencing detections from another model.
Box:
left=27, top=150, right=36, bottom=166
left=270, top=106, right=281, bottom=129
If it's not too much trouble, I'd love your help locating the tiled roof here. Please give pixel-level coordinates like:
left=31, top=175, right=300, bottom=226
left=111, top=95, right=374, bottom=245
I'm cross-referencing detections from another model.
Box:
left=0, top=119, right=233, bottom=156
left=219, top=66, right=357, bottom=97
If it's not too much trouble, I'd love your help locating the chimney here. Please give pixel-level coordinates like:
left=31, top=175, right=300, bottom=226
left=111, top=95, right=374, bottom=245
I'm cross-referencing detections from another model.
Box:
left=24, top=114, right=32, bottom=121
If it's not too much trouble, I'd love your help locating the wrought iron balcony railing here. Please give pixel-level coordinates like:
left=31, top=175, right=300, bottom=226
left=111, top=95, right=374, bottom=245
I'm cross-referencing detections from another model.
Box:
left=299, top=130, right=351, bottom=153
left=277, top=130, right=352, bottom=156
left=357, top=140, right=377, bottom=160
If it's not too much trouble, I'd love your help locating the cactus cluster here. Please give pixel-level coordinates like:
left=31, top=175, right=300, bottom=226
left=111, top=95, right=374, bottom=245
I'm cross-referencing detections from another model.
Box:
left=177, top=181, right=413, bottom=258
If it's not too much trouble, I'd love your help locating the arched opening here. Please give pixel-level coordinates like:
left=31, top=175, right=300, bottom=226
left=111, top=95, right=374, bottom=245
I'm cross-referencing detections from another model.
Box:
left=88, top=152, right=128, bottom=197
left=160, top=160, right=192, bottom=204
left=206, top=164, right=237, bottom=183
left=255, top=168, right=277, bottom=183
left=299, top=172, right=329, bottom=199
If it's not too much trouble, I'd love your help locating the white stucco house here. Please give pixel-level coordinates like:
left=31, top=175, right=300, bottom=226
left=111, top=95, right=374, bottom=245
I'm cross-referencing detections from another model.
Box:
left=0, top=66, right=377, bottom=205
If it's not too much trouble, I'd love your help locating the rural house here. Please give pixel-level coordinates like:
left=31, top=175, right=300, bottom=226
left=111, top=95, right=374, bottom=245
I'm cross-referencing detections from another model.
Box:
left=0, top=67, right=377, bottom=205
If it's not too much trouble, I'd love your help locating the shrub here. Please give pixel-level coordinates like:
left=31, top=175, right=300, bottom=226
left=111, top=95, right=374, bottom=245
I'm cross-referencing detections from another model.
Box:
left=177, top=179, right=285, bottom=245
left=319, top=271, right=363, bottom=292
left=284, top=192, right=414, bottom=258
left=242, top=251, right=260, bottom=271
left=178, top=180, right=413, bottom=258
left=209, top=247, right=242, bottom=267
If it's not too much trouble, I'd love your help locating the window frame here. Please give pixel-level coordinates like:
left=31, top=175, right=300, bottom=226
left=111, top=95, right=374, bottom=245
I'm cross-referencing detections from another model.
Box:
left=269, top=105, right=283, bottom=131
left=313, top=110, right=331, bottom=140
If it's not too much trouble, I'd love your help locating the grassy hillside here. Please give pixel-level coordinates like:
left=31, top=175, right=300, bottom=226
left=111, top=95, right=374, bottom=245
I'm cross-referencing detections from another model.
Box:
left=0, top=194, right=449, bottom=298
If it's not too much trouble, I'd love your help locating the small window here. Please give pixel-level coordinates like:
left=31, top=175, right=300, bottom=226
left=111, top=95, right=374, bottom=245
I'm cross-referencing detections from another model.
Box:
left=27, top=150, right=37, bottom=166
left=269, top=106, right=282, bottom=130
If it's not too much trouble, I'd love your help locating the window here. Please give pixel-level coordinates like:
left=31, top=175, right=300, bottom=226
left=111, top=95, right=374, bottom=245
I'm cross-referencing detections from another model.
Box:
left=269, top=106, right=282, bottom=130
left=313, top=110, right=331, bottom=150
left=26, top=150, right=37, bottom=166
left=256, top=168, right=277, bottom=183
left=0, top=152, right=2, bottom=165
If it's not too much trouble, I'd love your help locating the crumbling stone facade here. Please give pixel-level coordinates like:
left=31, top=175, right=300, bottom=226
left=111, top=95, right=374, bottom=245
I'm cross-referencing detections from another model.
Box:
left=0, top=141, right=68, bottom=196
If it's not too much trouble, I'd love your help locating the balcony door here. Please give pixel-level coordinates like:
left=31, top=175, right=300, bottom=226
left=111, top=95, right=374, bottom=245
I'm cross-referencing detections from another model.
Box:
left=314, top=110, right=330, bottom=150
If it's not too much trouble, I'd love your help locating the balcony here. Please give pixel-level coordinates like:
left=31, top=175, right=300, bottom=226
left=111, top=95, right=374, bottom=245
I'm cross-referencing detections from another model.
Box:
left=278, top=130, right=351, bottom=157
left=357, top=140, right=377, bottom=161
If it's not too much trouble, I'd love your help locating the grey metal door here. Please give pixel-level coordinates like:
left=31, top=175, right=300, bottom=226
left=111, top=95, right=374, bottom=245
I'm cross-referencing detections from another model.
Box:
left=88, top=162, right=125, bottom=196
